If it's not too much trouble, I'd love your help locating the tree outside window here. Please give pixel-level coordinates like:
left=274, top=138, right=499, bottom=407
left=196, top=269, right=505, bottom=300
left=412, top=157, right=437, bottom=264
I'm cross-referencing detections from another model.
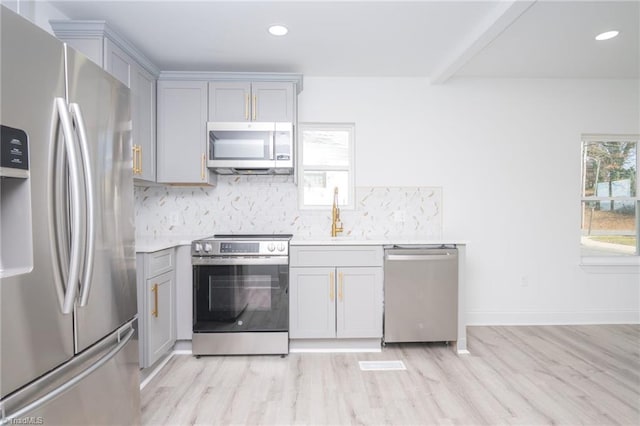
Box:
left=581, top=135, right=639, bottom=256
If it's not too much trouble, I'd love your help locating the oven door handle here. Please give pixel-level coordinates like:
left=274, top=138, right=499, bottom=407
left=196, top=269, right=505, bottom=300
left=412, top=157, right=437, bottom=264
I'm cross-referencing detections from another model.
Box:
left=192, top=256, right=289, bottom=266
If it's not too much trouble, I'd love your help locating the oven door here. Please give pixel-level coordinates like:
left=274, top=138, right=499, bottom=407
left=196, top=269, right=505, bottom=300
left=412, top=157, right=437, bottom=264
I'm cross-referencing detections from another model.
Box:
left=193, top=257, right=288, bottom=333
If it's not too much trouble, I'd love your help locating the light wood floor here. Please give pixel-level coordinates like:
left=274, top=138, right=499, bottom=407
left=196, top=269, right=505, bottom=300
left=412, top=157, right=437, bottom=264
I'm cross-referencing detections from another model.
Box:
left=141, top=325, right=640, bottom=425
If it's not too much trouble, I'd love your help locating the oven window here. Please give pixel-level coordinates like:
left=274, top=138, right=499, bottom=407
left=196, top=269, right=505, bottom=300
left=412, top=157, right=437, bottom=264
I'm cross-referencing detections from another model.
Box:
left=193, top=264, right=288, bottom=333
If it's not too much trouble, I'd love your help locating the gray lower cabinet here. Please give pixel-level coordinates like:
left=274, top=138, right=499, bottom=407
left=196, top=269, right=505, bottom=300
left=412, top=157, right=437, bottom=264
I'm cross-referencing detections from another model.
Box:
left=289, top=246, right=383, bottom=339
left=136, top=248, right=176, bottom=368
left=156, top=80, right=216, bottom=185
left=208, top=81, right=295, bottom=122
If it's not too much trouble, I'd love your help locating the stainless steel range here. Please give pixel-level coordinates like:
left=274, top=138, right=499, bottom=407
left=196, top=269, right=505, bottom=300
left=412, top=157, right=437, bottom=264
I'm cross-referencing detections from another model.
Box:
left=191, top=234, right=292, bottom=355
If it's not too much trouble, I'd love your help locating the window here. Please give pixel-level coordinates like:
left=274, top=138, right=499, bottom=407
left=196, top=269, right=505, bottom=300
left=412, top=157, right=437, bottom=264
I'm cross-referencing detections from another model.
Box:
left=298, top=123, right=355, bottom=209
left=581, top=135, right=639, bottom=257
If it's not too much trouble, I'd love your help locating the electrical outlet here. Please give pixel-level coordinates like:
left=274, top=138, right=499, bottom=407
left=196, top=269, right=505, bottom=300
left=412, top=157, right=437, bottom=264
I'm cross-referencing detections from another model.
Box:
left=520, top=275, right=529, bottom=287
left=393, top=210, right=405, bottom=223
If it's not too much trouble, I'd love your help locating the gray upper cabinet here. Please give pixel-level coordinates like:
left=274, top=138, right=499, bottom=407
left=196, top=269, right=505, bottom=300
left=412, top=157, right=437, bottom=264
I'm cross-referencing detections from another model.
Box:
left=131, top=66, right=156, bottom=182
left=104, top=39, right=131, bottom=86
left=50, top=20, right=158, bottom=183
left=208, top=81, right=250, bottom=122
left=156, top=80, right=216, bottom=185
left=208, top=81, right=295, bottom=122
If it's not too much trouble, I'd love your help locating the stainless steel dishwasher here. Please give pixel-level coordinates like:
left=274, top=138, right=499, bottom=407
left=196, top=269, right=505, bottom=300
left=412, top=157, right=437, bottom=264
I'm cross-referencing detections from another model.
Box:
left=383, top=245, right=458, bottom=344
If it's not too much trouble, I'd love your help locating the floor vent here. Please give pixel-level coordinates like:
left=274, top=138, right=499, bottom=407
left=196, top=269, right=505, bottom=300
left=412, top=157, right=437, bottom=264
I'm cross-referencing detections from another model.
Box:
left=358, top=360, right=406, bottom=371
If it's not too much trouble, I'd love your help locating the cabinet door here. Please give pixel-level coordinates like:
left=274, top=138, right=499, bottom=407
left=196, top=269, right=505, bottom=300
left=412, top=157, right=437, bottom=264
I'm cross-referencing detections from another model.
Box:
left=104, top=39, right=132, bottom=87
left=289, top=267, right=336, bottom=338
left=131, top=63, right=156, bottom=182
left=336, top=267, right=383, bottom=338
left=252, top=82, right=294, bottom=122
left=208, top=81, right=251, bottom=122
left=157, top=80, right=215, bottom=185
left=146, top=270, right=174, bottom=367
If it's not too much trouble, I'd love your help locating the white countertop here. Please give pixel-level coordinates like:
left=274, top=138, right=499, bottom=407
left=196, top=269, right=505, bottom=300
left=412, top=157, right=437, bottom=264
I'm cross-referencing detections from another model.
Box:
left=135, top=235, right=206, bottom=253
left=136, top=235, right=467, bottom=252
left=290, top=236, right=467, bottom=246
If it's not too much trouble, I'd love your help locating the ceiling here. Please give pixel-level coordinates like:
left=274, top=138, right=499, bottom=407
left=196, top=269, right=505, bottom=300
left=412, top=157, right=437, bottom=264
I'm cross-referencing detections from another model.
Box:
left=48, top=0, right=639, bottom=82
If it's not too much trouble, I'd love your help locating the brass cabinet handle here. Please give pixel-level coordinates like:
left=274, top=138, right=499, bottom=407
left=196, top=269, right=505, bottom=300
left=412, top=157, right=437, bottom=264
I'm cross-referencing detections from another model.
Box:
left=201, top=153, right=206, bottom=181
left=329, top=271, right=335, bottom=302
left=245, top=93, right=250, bottom=120
left=338, top=272, right=344, bottom=302
left=151, top=283, right=158, bottom=318
left=132, top=145, right=138, bottom=174
left=132, top=145, right=142, bottom=175
left=252, top=94, right=257, bottom=120
left=138, top=145, right=143, bottom=174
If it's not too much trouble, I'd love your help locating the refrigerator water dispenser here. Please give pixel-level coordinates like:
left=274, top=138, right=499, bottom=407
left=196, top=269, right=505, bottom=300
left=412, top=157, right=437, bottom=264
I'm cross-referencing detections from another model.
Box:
left=0, top=124, right=33, bottom=277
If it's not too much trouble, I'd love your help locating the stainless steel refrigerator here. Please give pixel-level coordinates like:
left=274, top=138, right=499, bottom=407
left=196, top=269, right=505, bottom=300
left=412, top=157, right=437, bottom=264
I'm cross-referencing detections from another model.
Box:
left=0, top=6, right=140, bottom=424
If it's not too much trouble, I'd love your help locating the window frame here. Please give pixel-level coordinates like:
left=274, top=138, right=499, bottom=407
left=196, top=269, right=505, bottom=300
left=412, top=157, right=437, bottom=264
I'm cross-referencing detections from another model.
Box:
left=297, top=122, right=355, bottom=210
left=580, top=133, right=640, bottom=264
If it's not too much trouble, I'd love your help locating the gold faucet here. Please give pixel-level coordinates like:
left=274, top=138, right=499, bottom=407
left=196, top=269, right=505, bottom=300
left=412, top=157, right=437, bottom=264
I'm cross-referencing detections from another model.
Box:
left=331, top=187, right=343, bottom=237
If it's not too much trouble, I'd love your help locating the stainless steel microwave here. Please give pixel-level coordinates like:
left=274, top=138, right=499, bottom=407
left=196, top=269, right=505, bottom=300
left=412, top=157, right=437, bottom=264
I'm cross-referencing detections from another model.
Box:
left=206, top=122, right=293, bottom=175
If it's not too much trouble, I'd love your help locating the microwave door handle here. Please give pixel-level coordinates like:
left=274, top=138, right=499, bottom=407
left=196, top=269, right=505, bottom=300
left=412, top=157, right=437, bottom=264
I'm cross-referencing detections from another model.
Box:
left=269, top=132, right=275, bottom=160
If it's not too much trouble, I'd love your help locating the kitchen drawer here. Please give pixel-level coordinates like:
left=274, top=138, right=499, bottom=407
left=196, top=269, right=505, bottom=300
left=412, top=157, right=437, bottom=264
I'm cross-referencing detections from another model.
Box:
left=290, top=245, right=383, bottom=268
left=146, top=248, right=175, bottom=278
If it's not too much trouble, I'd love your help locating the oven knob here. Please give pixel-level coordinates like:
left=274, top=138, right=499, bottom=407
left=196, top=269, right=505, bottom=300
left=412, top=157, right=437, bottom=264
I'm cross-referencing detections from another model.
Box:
left=204, top=243, right=213, bottom=253
left=277, top=243, right=285, bottom=252
left=267, top=242, right=276, bottom=252
left=194, top=243, right=202, bottom=253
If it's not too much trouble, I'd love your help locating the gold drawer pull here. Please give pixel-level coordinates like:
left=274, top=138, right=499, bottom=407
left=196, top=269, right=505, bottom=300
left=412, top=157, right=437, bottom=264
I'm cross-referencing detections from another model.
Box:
left=329, top=271, right=335, bottom=302
left=151, top=283, right=159, bottom=318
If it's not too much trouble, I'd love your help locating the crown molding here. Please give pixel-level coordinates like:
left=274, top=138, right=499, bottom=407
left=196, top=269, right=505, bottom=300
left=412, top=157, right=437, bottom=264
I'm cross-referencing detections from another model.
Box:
left=49, top=20, right=160, bottom=76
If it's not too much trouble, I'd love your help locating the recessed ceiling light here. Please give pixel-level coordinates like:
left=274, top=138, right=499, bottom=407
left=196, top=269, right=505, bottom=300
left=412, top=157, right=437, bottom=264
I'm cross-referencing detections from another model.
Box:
left=595, top=30, right=620, bottom=41
left=268, top=25, right=288, bottom=36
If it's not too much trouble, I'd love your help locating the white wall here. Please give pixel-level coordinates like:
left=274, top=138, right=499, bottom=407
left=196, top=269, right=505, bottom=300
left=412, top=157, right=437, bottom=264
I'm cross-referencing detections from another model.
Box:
left=298, top=76, right=640, bottom=325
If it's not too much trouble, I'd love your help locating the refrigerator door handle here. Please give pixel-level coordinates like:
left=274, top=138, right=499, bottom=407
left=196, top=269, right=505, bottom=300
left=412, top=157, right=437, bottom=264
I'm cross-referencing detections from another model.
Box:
left=70, top=103, right=95, bottom=307
left=0, top=326, right=135, bottom=422
left=48, top=97, right=83, bottom=315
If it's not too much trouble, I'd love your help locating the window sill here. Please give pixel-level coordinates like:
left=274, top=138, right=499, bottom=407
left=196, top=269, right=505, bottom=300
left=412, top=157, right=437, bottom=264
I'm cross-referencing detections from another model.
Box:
left=580, top=256, right=640, bottom=273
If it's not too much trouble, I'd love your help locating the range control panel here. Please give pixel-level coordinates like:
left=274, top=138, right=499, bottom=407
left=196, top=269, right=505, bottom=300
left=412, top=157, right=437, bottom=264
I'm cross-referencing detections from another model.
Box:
left=192, top=239, right=289, bottom=256
left=220, top=242, right=260, bottom=254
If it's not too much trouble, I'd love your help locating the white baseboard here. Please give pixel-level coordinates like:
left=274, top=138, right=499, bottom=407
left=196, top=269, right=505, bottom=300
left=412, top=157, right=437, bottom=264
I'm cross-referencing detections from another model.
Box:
left=466, top=310, right=640, bottom=326
left=173, top=339, right=193, bottom=354
left=139, top=351, right=174, bottom=390
left=139, top=341, right=193, bottom=390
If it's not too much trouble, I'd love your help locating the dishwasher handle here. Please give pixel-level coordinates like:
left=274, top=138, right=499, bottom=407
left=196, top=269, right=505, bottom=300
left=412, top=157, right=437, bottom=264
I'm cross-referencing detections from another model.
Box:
left=385, top=253, right=456, bottom=261
left=384, top=247, right=457, bottom=261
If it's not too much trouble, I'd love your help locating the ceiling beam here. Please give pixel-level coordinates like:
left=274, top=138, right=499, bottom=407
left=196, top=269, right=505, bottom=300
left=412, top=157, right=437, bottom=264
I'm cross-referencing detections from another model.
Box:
left=429, top=0, right=536, bottom=84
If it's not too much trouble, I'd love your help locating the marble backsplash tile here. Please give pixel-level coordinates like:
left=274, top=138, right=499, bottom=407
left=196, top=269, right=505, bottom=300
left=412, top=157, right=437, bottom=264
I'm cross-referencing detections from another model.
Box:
left=134, top=176, right=442, bottom=239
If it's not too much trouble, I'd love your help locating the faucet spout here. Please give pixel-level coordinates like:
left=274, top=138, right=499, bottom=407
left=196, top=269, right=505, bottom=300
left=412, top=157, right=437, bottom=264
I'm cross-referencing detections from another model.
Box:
left=331, top=187, right=344, bottom=237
